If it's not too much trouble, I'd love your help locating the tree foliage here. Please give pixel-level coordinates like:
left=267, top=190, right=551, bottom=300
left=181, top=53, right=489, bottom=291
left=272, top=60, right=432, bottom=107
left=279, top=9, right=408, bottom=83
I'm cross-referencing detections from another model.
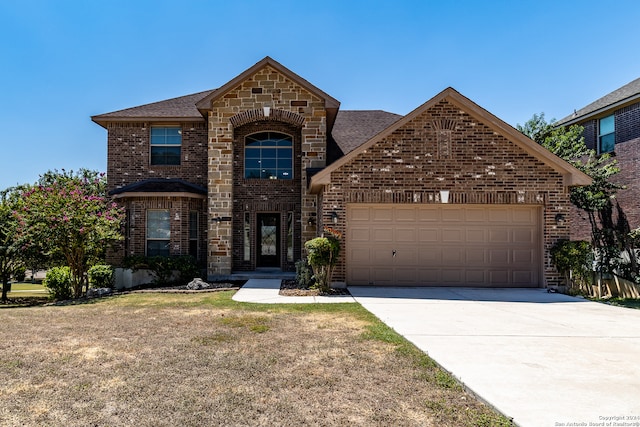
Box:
left=517, top=114, right=638, bottom=282
left=0, top=189, right=24, bottom=301
left=14, top=169, right=124, bottom=298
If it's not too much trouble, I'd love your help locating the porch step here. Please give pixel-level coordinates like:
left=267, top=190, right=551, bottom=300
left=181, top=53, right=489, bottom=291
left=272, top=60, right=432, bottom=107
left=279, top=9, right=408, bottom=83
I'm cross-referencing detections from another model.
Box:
left=212, top=269, right=296, bottom=281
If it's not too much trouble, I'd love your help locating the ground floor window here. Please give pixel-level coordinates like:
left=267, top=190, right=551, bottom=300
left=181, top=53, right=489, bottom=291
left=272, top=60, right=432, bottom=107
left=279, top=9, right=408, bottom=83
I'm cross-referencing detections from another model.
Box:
left=147, top=210, right=170, bottom=257
left=286, top=212, right=294, bottom=263
left=189, top=211, right=198, bottom=259
left=244, top=212, right=251, bottom=261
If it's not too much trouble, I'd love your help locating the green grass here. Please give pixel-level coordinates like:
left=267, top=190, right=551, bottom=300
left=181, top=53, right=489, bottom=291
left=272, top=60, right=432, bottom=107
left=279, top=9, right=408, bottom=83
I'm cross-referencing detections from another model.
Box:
left=6, top=282, right=47, bottom=293
left=603, top=297, right=640, bottom=309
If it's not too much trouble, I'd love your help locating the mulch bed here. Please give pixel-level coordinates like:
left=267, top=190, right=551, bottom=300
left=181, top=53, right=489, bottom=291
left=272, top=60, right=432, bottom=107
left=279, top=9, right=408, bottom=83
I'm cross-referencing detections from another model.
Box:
left=279, top=279, right=350, bottom=296
left=0, top=296, right=50, bottom=307
left=127, top=281, right=243, bottom=293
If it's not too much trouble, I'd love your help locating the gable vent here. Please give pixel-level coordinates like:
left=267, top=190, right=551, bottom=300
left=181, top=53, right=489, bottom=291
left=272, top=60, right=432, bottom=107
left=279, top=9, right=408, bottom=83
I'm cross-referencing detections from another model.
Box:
left=430, top=118, right=458, bottom=131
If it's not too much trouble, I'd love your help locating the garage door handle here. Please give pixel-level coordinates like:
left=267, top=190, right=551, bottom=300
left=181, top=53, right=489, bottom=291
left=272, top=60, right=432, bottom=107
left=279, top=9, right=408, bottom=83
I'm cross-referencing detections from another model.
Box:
left=392, top=250, right=397, bottom=257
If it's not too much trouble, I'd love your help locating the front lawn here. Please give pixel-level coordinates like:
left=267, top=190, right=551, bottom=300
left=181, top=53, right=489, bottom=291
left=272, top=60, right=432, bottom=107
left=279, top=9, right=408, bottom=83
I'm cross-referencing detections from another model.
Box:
left=1, top=283, right=49, bottom=307
left=0, top=291, right=510, bottom=426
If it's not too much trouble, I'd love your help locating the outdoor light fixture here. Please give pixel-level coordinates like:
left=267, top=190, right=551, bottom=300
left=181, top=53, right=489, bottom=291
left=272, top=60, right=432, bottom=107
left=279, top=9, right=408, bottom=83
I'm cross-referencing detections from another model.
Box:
left=174, top=213, right=180, bottom=221
left=307, top=216, right=316, bottom=226
left=439, top=190, right=450, bottom=204
left=263, top=105, right=271, bottom=117
left=213, top=216, right=233, bottom=223
left=555, top=213, right=566, bottom=225
left=331, top=211, right=339, bottom=224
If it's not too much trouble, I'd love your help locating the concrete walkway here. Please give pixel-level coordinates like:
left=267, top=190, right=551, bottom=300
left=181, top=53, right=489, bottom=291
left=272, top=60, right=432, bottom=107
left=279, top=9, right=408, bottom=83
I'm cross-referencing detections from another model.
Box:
left=349, top=287, right=640, bottom=427
left=232, top=279, right=356, bottom=304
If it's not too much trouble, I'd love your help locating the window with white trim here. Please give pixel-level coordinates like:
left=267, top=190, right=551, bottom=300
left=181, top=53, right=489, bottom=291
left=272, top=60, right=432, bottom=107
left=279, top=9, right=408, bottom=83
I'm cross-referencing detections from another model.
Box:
left=151, top=127, right=181, bottom=165
left=189, top=211, right=198, bottom=259
left=147, top=210, right=170, bottom=257
left=598, top=115, right=615, bottom=153
left=244, top=132, right=293, bottom=179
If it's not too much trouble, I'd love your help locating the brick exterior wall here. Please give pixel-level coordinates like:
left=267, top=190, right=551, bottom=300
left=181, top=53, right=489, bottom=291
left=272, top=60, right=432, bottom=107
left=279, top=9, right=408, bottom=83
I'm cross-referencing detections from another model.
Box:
left=108, top=196, right=207, bottom=263
left=582, top=119, right=597, bottom=151
left=106, top=122, right=208, bottom=190
left=321, top=99, right=572, bottom=287
left=231, top=122, right=302, bottom=271
left=204, top=65, right=327, bottom=277
left=571, top=102, right=640, bottom=241
left=105, top=121, right=209, bottom=265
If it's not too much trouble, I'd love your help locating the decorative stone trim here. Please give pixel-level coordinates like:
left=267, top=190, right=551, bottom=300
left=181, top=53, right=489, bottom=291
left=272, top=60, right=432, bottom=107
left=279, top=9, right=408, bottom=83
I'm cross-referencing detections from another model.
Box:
left=430, top=118, right=458, bottom=131
left=229, top=109, right=305, bottom=128
left=344, top=190, right=547, bottom=204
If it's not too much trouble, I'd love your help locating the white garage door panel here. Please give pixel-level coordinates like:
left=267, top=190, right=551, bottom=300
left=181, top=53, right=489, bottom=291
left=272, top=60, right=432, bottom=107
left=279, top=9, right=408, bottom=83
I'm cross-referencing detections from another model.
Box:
left=347, top=204, right=541, bottom=287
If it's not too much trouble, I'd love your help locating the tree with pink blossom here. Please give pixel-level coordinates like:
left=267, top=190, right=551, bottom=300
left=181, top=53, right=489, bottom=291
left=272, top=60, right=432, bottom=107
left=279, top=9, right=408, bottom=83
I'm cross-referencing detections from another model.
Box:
left=14, top=170, right=124, bottom=298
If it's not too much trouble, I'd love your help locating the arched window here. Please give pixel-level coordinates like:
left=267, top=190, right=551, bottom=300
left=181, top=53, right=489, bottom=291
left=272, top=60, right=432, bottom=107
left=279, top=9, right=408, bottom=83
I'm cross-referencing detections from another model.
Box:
left=244, top=132, right=293, bottom=179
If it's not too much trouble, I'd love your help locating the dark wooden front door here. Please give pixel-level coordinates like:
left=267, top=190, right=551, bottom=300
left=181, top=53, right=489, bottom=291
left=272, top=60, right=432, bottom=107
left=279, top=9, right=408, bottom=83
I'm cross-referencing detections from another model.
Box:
left=257, top=213, right=280, bottom=267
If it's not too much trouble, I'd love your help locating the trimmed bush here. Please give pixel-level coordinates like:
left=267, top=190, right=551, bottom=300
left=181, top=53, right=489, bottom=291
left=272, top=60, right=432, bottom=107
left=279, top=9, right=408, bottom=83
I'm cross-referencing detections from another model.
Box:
left=123, top=255, right=201, bottom=286
left=295, top=258, right=314, bottom=288
left=44, top=266, right=73, bottom=300
left=304, top=227, right=341, bottom=293
left=88, top=264, right=115, bottom=289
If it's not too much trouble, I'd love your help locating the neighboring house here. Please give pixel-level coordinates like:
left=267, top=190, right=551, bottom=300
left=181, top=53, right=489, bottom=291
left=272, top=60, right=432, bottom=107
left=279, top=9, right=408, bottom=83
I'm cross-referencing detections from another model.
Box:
left=557, top=77, right=640, bottom=241
left=92, top=57, right=590, bottom=288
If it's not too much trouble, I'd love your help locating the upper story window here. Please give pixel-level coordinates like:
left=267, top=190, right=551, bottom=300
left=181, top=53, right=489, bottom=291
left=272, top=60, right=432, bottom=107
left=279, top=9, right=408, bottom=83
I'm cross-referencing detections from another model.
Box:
left=598, top=115, right=615, bottom=154
left=151, top=127, right=181, bottom=165
left=244, top=132, right=293, bottom=179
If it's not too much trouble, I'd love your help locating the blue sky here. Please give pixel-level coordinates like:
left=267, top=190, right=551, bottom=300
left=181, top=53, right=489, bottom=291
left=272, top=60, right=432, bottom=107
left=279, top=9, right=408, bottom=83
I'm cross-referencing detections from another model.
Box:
left=1, top=0, right=639, bottom=190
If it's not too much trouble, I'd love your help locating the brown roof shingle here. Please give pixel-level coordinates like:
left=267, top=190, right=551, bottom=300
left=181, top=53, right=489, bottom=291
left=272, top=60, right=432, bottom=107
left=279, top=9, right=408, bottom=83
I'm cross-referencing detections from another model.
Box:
left=92, top=90, right=214, bottom=126
left=558, top=77, right=640, bottom=125
left=332, top=110, right=402, bottom=154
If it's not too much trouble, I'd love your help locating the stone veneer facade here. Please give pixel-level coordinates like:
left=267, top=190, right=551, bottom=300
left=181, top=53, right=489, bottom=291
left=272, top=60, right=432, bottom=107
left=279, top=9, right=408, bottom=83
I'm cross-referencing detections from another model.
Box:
left=201, top=65, right=328, bottom=276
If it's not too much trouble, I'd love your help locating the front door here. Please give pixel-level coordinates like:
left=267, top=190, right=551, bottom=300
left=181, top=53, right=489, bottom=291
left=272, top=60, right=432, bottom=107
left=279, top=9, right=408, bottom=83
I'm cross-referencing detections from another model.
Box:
left=257, top=213, right=280, bottom=267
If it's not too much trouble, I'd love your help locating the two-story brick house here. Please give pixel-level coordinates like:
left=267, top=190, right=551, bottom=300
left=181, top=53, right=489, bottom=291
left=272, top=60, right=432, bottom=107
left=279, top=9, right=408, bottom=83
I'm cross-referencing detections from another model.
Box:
left=93, top=57, right=590, bottom=288
left=557, top=77, right=640, bottom=241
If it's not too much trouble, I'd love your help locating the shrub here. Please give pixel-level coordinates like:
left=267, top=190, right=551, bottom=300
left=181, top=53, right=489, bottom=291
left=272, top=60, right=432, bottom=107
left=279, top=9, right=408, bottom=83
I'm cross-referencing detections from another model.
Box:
left=550, top=240, right=593, bottom=290
left=123, top=255, right=201, bottom=286
left=295, top=258, right=314, bottom=288
left=12, top=265, right=26, bottom=282
left=44, top=266, right=73, bottom=300
left=88, top=264, right=115, bottom=288
left=304, top=227, right=341, bottom=293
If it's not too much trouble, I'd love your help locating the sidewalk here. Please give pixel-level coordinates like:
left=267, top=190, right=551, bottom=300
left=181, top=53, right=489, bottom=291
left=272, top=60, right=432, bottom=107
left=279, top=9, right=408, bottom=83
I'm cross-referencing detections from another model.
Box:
left=232, top=279, right=356, bottom=304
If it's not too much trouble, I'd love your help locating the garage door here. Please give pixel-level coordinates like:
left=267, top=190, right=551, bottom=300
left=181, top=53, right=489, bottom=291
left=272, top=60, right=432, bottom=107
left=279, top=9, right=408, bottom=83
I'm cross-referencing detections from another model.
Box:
left=346, top=204, right=541, bottom=287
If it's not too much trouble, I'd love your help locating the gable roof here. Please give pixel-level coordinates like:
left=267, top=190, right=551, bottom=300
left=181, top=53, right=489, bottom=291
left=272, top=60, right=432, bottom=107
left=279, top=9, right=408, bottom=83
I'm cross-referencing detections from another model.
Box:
left=310, top=87, right=592, bottom=193
left=558, top=77, right=640, bottom=126
left=92, top=90, right=214, bottom=128
left=195, top=56, right=341, bottom=132
left=92, top=57, right=342, bottom=131
left=195, top=56, right=340, bottom=111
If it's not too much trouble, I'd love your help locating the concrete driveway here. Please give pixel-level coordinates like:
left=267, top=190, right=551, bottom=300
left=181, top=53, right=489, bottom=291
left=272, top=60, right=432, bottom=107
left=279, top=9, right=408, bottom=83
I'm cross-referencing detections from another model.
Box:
left=348, top=287, right=640, bottom=427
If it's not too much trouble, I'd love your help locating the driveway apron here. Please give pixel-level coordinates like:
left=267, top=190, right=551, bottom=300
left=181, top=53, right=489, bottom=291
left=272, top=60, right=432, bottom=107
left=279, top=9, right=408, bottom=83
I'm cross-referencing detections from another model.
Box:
left=348, top=287, right=640, bottom=427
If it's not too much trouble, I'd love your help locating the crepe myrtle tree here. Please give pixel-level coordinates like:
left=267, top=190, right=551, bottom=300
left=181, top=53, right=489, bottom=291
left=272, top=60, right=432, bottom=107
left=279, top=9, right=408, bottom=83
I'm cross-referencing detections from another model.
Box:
left=14, top=169, right=125, bottom=298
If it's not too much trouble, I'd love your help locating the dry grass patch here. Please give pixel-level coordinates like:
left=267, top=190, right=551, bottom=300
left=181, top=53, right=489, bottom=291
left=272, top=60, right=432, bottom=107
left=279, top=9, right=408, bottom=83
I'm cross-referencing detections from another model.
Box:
left=0, top=291, right=511, bottom=426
